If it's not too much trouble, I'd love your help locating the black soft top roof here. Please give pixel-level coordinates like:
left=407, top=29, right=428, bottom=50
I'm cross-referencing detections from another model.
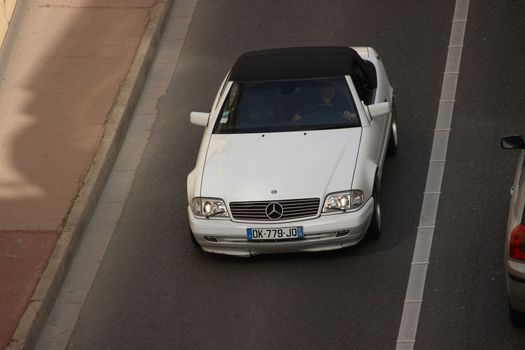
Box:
left=229, top=46, right=376, bottom=89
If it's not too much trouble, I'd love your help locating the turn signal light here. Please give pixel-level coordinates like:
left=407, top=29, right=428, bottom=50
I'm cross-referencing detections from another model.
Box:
left=510, top=224, right=525, bottom=260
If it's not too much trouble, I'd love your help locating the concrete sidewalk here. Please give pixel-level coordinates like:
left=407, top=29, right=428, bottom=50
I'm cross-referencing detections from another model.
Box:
left=0, top=0, right=173, bottom=348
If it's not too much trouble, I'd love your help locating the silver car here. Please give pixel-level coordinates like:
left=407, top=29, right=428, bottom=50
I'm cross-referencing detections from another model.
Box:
left=502, top=135, right=525, bottom=325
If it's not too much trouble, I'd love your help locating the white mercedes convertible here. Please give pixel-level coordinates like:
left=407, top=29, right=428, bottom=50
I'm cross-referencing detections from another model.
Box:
left=187, top=46, right=397, bottom=256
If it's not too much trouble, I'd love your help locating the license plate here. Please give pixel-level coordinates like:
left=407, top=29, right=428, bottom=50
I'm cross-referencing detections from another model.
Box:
left=247, top=227, right=304, bottom=241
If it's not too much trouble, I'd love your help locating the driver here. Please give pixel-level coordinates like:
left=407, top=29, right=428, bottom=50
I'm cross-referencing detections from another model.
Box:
left=292, top=81, right=355, bottom=121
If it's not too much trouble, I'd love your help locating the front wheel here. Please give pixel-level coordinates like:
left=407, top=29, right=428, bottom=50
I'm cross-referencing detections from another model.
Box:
left=189, top=226, right=199, bottom=246
left=367, top=181, right=382, bottom=240
left=387, top=97, right=398, bottom=156
left=510, top=303, right=525, bottom=327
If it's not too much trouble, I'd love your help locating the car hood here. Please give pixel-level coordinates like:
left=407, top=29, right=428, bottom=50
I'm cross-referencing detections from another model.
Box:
left=200, top=128, right=362, bottom=202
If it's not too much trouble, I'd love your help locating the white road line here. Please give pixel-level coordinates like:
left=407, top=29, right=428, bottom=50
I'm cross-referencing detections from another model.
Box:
left=395, top=1, right=470, bottom=349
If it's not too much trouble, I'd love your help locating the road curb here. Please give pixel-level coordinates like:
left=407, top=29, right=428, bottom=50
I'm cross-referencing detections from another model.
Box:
left=7, top=1, right=174, bottom=349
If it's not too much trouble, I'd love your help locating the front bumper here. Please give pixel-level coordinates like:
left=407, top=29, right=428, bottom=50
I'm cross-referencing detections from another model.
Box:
left=188, top=198, right=374, bottom=257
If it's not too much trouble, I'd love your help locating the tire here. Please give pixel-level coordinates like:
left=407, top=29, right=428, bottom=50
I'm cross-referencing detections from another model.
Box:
left=189, top=226, right=199, bottom=246
left=387, top=97, right=398, bottom=156
left=367, top=181, right=382, bottom=240
left=509, top=303, right=525, bottom=327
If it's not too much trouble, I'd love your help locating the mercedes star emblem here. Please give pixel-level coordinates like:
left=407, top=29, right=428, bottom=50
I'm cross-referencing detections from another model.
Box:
left=265, top=202, right=284, bottom=220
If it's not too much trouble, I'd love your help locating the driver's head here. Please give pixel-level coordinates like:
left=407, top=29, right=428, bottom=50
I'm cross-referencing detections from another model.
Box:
left=320, top=81, right=336, bottom=104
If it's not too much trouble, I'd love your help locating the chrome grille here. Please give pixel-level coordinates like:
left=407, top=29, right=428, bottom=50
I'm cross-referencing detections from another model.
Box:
left=230, top=198, right=320, bottom=221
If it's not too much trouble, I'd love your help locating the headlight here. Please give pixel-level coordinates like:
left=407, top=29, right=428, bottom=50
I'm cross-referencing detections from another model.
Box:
left=322, top=190, right=364, bottom=213
left=191, top=198, right=229, bottom=218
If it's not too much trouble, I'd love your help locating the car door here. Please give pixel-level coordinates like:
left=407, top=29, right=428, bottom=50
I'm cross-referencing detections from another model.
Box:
left=367, top=103, right=390, bottom=175
left=350, top=65, right=389, bottom=171
left=511, top=151, right=525, bottom=221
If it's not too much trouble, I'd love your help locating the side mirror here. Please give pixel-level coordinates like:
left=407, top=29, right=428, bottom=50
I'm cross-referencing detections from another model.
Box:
left=190, top=111, right=210, bottom=127
left=368, top=101, right=391, bottom=119
left=501, top=135, right=525, bottom=149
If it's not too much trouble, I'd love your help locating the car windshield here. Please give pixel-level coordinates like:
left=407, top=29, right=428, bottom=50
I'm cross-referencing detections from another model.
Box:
left=213, top=76, right=360, bottom=134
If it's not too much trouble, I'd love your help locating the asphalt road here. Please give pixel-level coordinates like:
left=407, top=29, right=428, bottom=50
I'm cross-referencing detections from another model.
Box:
left=65, top=1, right=525, bottom=349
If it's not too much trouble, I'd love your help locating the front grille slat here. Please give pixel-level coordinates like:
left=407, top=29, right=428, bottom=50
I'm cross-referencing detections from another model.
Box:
left=281, top=205, right=319, bottom=210
left=283, top=210, right=318, bottom=215
left=230, top=209, right=267, bottom=212
left=230, top=198, right=320, bottom=221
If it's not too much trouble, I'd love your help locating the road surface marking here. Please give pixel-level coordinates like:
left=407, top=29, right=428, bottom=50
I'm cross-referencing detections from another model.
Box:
left=395, top=1, right=470, bottom=349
